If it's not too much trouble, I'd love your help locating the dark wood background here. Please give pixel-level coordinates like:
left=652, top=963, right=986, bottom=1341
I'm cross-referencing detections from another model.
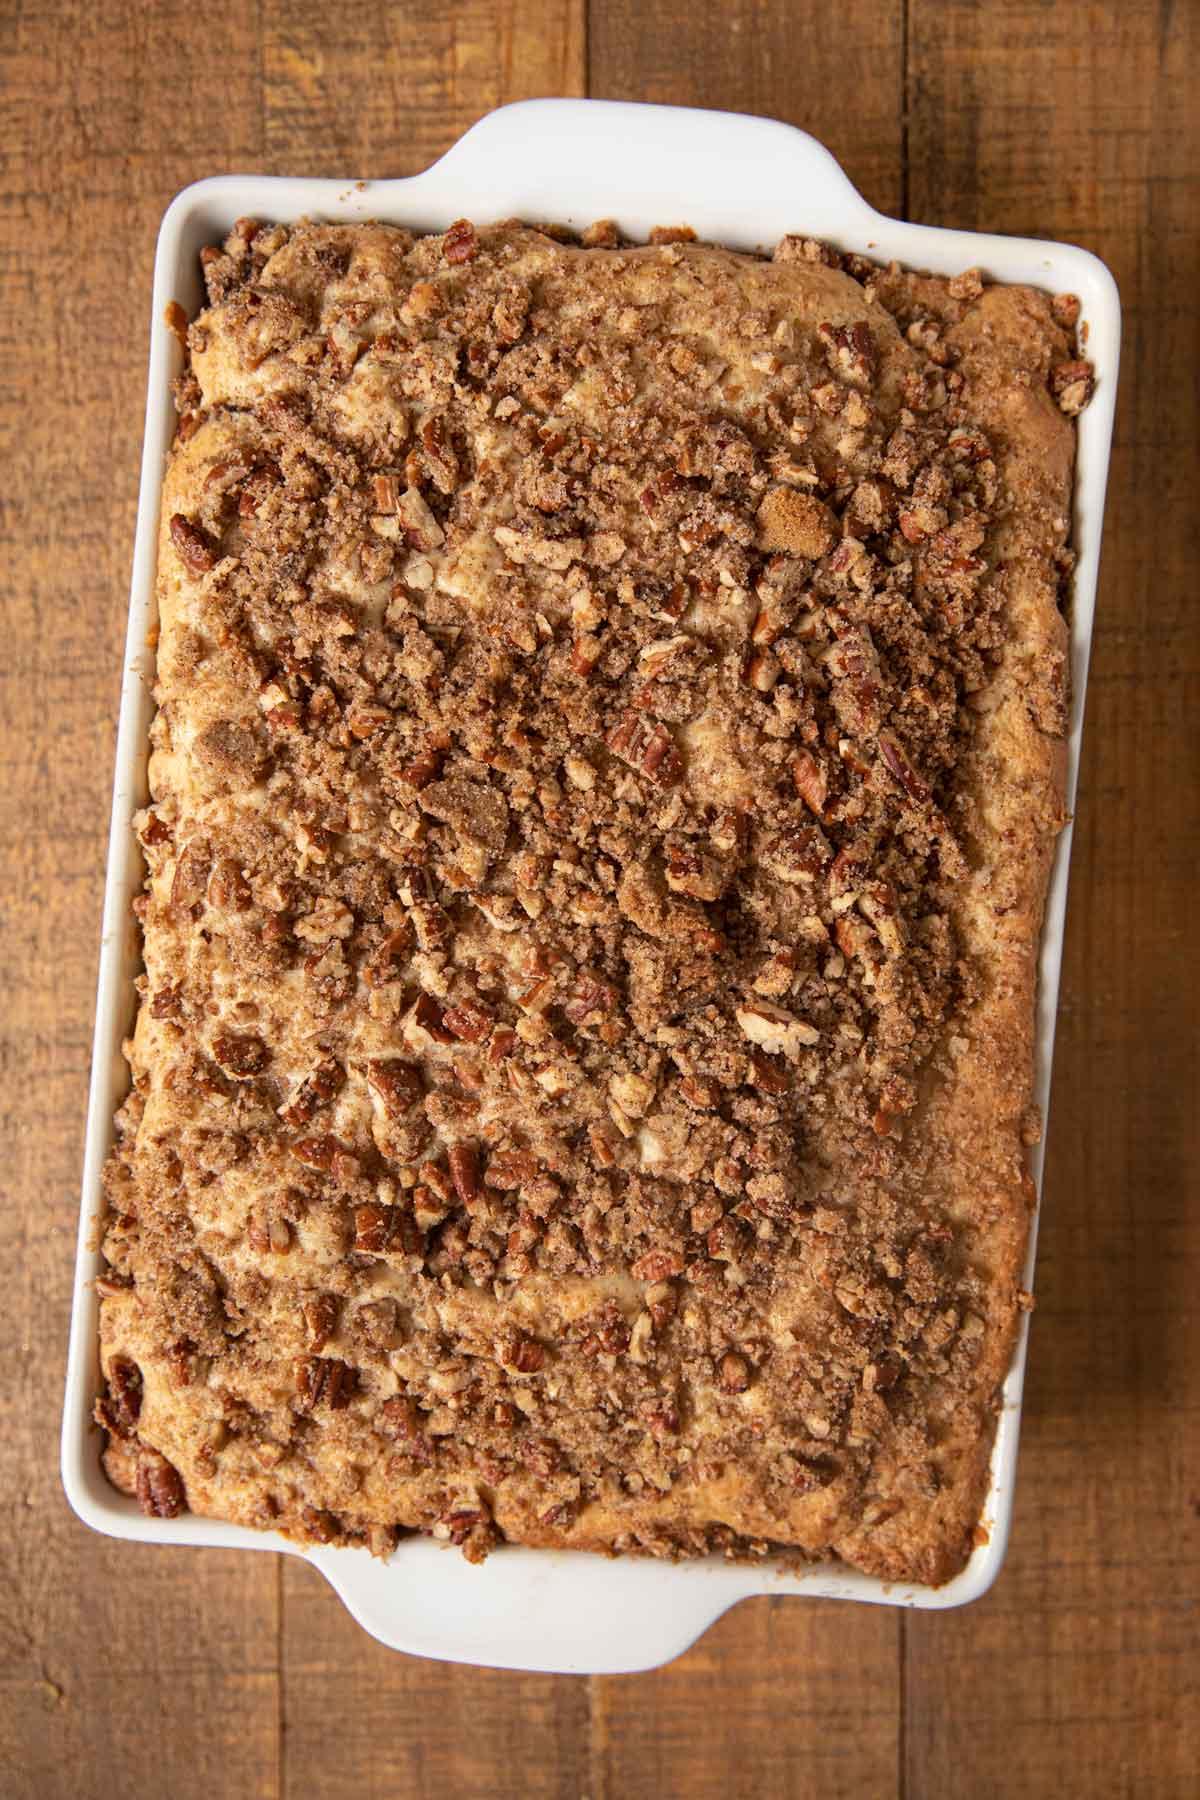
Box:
left=2, top=2, right=1195, bottom=1794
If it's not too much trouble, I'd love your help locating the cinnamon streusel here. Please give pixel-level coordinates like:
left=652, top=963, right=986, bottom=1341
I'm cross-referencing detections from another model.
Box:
left=95, top=216, right=1087, bottom=1583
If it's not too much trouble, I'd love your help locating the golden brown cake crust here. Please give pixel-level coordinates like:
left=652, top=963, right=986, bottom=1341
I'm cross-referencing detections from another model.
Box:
left=96, top=217, right=1084, bottom=1582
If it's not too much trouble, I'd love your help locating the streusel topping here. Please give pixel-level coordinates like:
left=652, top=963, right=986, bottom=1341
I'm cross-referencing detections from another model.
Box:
left=97, top=217, right=1083, bottom=1581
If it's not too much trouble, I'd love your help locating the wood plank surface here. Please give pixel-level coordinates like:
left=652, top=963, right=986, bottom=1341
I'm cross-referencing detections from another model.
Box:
left=1, top=2, right=1196, bottom=1796
left=0, top=8, right=281, bottom=1797
left=901, top=5, right=1200, bottom=1793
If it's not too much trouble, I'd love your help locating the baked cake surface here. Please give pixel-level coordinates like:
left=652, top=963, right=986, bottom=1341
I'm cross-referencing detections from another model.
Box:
left=96, top=215, right=1088, bottom=1582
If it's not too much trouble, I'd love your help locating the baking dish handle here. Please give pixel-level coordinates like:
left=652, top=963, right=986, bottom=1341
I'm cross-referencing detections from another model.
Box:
left=314, top=1536, right=751, bottom=1675
left=416, top=98, right=879, bottom=247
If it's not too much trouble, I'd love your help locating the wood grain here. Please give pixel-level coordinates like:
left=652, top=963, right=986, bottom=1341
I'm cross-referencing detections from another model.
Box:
left=1, top=7, right=280, bottom=1797
left=588, top=0, right=906, bottom=215
left=1, top=0, right=1196, bottom=1796
left=903, top=3, right=1200, bottom=1796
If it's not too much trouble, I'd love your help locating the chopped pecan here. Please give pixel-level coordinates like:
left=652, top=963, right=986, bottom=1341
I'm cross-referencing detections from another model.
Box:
left=288, top=1133, right=347, bottom=1173
left=413, top=991, right=456, bottom=1043
left=248, top=1209, right=293, bottom=1254
left=396, top=487, right=445, bottom=551
left=500, top=1330, right=546, bottom=1374
left=135, top=1451, right=186, bottom=1519
left=279, top=1058, right=345, bottom=1128
left=631, top=1249, right=684, bottom=1283
left=764, top=822, right=831, bottom=882
left=103, top=1357, right=143, bottom=1435
left=353, top=1204, right=423, bottom=1260
left=138, top=809, right=172, bottom=848
left=679, top=1073, right=722, bottom=1109
left=238, top=463, right=281, bottom=517
left=420, top=414, right=460, bottom=493
left=735, top=1001, right=819, bottom=1059
left=441, top=1000, right=494, bottom=1043
left=1051, top=292, right=1081, bottom=330
left=364, top=1058, right=423, bottom=1117
left=1049, top=359, right=1095, bottom=416
left=150, top=983, right=181, bottom=1020
left=294, top=1356, right=356, bottom=1413
left=791, top=749, right=830, bottom=815
left=817, top=320, right=876, bottom=386
left=207, top=857, right=250, bottom=909
left=373, top=473, right=401, bottom=514
left=170, top=840, right=211, bottom=909
left=363, top=924, right=412, bottom=988
left=356, top=1297, right=404, bottom=1349
left=606, top=712, right=683, bottom=786
left=749, top=1049, right=791, bottom=1095
left=562, top=971, right=619, bottom=1027
left=718, top=1351, right=752, bottom=1394
left=304, top=1293, right=340, bottom=1351
left=210, top=1030, right=269, bottom=1078
left=442, top=219, right=478, bottom=264
left=642, top=1402, right=680, bottom=1441
left=878, top=732, right=929, bottom=803
left=485, top=1148, right=541, bottom=1190
left=448, top=1142, right=482, bottom=1206
left=169, top=513, right=218, bottom=575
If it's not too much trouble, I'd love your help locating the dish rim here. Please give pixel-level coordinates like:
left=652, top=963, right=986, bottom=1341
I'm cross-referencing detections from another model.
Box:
left=61, top=96, right=1121, bottom=1674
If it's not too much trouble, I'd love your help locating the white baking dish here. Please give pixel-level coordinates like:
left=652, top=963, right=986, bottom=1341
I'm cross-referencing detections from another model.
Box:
left=62, top=97, right=1120, bottom=1673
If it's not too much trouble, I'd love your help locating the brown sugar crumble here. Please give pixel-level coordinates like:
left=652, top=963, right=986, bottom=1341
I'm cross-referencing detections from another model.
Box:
left=95, top=216, right=1090, bottom=1585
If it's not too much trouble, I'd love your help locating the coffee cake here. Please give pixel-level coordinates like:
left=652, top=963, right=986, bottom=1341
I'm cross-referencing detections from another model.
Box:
left=95, top=216, right=1089, bottom=1582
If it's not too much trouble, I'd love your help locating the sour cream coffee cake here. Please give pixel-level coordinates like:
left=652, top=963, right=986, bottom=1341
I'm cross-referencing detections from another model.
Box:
left=95, top=214, right=1092, bottom=1582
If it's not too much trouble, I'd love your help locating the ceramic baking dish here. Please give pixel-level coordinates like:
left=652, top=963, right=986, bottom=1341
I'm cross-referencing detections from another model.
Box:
left=62, top=97, right=1120, bottom=1673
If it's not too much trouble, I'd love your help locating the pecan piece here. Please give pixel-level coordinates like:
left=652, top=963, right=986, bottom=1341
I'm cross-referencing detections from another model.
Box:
left=817, top=320, right=876, bottom=386
left=448, top=1142, right=482, bottom=1206
left=718, top=1351, right=752, bottom=1394
left=877, top=732, right=929, bottom=803
left=102, top=1357, right=143, bottom=1435
left=442, top=219, right=478, bottom=264
left=356, top=1297, right=404, bottom=1349
left=353, top=1204, right=423, bottom=1260
left=791, top=749, right=830, bottom=816
left=413, top=991, right=456, bottom=1044
left=749, top=1049, right=791, bottom=1095
left=364, top=1058, right=423, bottom=1117
left=679, top=1073, right=722, bottom=1109
left=238, top=462, right=281, bottom=517
left=562, top=971, right=618, bottom=1027
left=485, top=1149, right=541, bottom=1191
left=631, top=1249, right=684, bottom=1283
left=135, top=1451, right=186, bottom=1518
left=363, top=923, right=412, bottom=988
left=1049, top=359, right=1095, bottom=416
left=606, top=712, right=683, bottom=786
left=379, top=1394, right=430, bottom=1454
left=288, top=1133, right=347, bottom=1173
left=396, top=487, right=445, bottom=551
left=278, top=1058, right=345, bottom=1129
left=499, top=1330, right=546, bottom=1374
left=735, top=1001, right=819, bottom=1059
left=208, top=857, right=251, bottom=909
left=294, top=1356, right=356, bottom=1413
left=304, top=1293, right=340, bottom=1351
left=211, top=1030, right=269, bottom=1078
left=441, top=1000, right=494, bottom=1043
left=170, top=840, right=211, bottom=909
left=169, top=513, right=218, bottom=575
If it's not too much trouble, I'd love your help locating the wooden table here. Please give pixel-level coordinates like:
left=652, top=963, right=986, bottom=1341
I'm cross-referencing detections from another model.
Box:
left=2, top=2, right=1195, bottom=1794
